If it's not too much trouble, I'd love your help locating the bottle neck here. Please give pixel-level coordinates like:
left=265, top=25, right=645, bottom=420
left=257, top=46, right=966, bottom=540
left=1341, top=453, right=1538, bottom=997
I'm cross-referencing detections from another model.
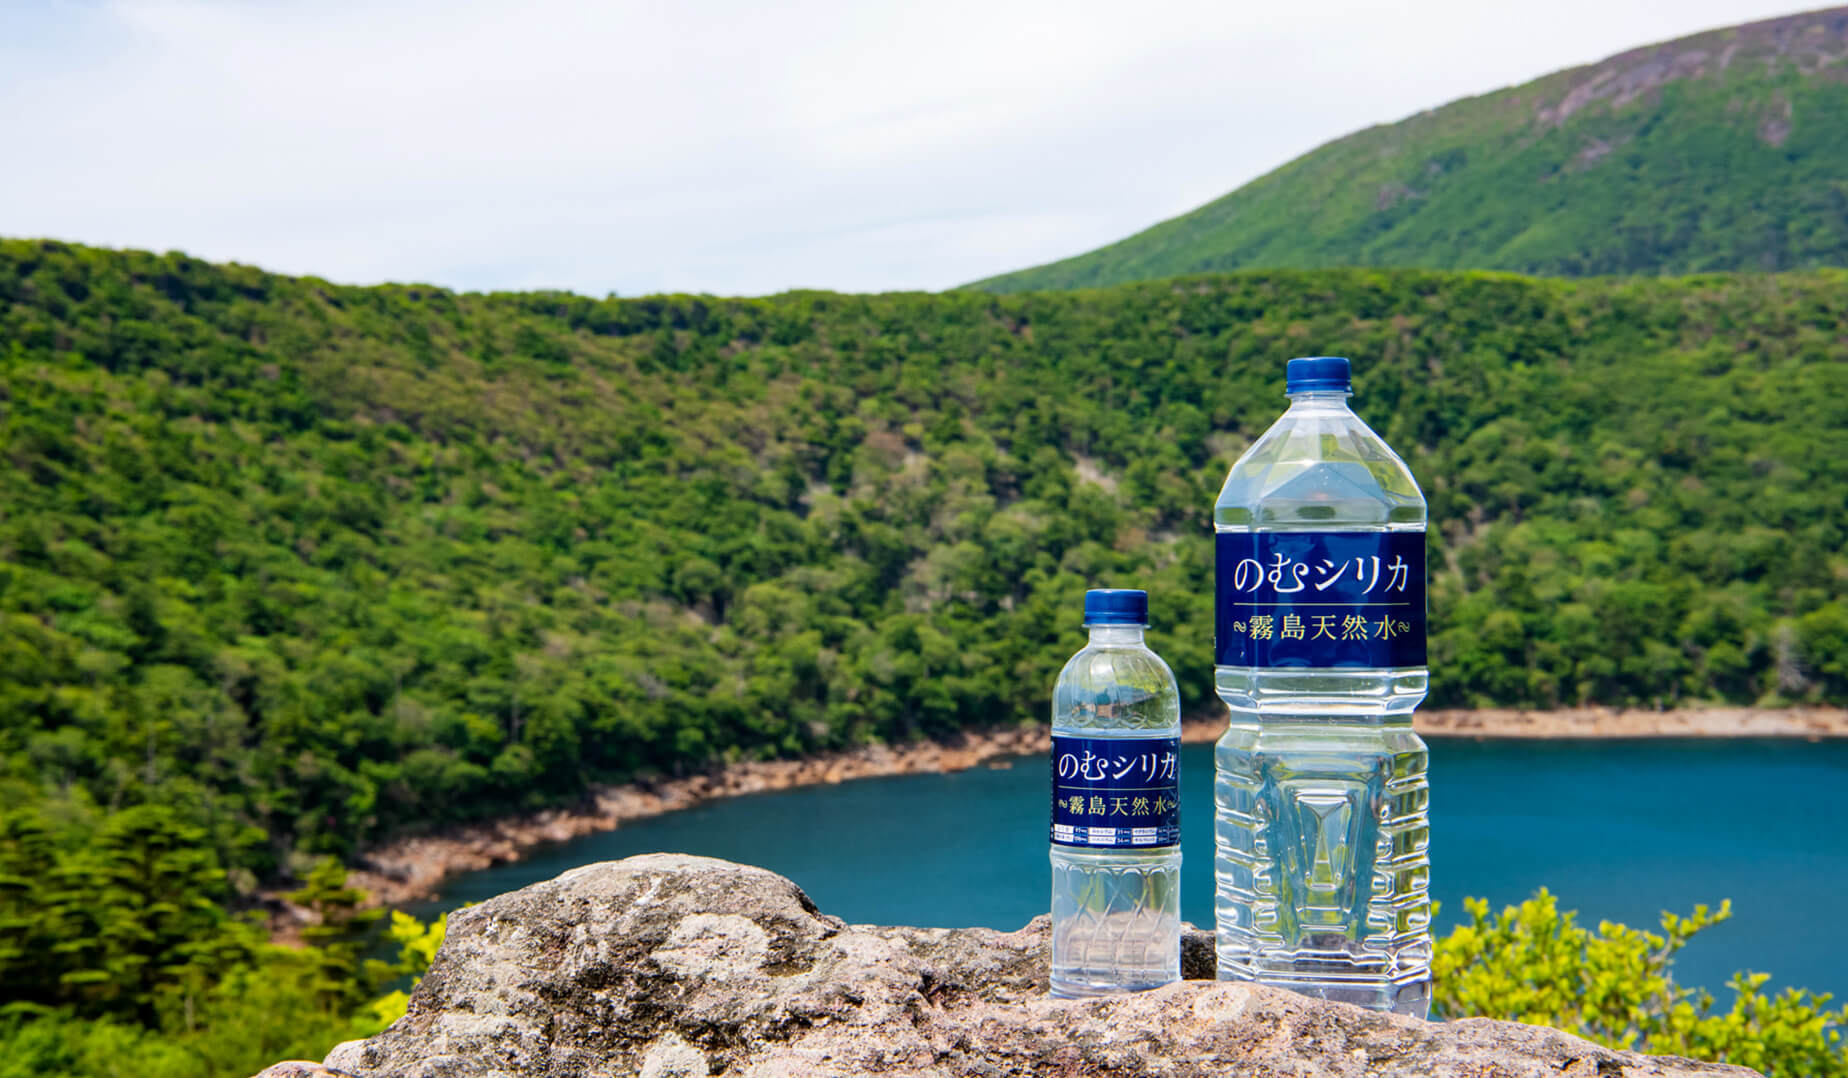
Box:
left=1285, top=390, right=1354, bottom=413
left=1087, top=624, right=1146, bottom=646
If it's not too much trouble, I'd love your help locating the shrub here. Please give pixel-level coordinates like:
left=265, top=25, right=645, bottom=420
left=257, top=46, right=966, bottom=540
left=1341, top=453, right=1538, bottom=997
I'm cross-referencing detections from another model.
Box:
left=1435, top=890, right=1847, bottom=1076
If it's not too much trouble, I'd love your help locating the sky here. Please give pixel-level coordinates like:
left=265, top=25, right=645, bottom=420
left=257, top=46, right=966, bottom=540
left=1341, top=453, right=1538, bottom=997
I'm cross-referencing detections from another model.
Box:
left=0, top=0, right=1820, bottom=297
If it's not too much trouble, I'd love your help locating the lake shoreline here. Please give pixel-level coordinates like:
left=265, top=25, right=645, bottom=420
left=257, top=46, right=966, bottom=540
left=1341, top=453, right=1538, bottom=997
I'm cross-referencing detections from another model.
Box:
left=342, top=706, right=1848, bottom=908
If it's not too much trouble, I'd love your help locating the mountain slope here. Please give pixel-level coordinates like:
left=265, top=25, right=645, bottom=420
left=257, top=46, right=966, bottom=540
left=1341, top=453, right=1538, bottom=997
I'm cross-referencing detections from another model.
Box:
left=972, top=7, right=1848, bottom=292
left=3, top=239, right=1846, bottom=885
left=3, top=239, right=1847, bottom=1060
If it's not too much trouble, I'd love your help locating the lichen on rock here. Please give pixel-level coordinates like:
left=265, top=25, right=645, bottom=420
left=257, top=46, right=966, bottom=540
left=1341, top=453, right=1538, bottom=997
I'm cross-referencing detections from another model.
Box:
left=284, top=853, right=1759, bottom=1077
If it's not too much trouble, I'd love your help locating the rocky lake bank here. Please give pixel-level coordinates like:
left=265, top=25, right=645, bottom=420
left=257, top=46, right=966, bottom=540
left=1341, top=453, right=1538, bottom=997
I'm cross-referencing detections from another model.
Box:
left=337, top=707, right=1848, bottom=909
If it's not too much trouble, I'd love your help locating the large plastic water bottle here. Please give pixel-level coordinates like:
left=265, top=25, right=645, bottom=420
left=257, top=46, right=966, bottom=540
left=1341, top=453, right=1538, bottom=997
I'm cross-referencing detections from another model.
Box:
left=1211, top=356, right=1432, bottom=1016
left=1049, top=588, right=1182, bottom=998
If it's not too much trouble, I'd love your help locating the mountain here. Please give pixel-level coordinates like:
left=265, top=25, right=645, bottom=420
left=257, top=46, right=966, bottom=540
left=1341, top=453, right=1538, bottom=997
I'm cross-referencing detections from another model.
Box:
left=971, top=7, right=1848, bottom=292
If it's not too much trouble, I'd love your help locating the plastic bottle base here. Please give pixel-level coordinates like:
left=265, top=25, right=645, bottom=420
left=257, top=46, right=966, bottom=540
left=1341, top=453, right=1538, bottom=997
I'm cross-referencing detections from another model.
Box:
left=1216, top=968, right=1431, bottom=1018
left=1049, top=973, right=1180, bottom=1000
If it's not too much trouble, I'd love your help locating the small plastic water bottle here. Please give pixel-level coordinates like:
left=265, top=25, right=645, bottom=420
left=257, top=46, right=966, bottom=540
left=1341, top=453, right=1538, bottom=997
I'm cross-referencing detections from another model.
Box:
left=1049, top=588, right=1182, bottom=998
left=1212, top=357, right=1432, bottom=1016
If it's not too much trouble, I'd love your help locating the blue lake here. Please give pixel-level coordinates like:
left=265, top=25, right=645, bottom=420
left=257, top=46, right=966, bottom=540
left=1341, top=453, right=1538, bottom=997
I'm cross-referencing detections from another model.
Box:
left=416, top=738, right=1848, bottom=1002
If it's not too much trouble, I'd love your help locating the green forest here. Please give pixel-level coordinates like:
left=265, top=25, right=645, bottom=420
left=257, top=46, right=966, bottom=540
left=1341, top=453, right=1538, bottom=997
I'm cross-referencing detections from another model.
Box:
left=2, top=239, right=1847, bottom=1071
left=974, top=10, right=1848, bottom=292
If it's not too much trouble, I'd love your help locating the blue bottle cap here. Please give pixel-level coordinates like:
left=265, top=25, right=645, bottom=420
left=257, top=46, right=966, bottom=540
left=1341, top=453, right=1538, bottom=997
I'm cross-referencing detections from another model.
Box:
left=1285, top=356, right=1352, bottom=394
left=1084, top=589, right=1148, bottom=626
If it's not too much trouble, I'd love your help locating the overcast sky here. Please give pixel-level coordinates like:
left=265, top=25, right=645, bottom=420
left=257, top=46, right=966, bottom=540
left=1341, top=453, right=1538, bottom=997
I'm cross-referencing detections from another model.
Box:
left=0, top=0, right=1819, bottom=296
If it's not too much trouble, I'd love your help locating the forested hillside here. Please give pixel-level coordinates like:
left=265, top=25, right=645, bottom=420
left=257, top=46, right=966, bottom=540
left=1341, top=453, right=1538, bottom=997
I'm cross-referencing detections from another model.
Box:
left=2, top=237, right=1846, bottom=883
left=4, top=238, right=1847, bottom=1071
left=973, top=7, right=1848, bottom=292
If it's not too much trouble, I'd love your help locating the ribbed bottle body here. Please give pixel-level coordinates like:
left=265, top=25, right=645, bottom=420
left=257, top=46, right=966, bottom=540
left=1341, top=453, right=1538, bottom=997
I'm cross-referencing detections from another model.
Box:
left=1211, top=381, right=1432, bottom=1017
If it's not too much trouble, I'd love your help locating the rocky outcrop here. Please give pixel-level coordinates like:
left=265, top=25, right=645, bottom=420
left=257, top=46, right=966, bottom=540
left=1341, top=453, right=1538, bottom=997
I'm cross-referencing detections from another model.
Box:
left=286, top=854, right=1759, bottom=1078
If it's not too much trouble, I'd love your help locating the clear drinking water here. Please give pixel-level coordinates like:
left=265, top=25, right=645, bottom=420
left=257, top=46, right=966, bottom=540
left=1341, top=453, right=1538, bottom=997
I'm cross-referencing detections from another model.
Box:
left=1211, top=356, right=1432, bottom=1016
left=1049, top=589, right=1182, bottom=998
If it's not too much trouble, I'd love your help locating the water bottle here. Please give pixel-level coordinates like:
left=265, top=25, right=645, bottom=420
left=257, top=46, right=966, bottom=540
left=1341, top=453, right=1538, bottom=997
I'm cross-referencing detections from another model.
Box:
left=1212, top=356, right=1432, bottom=1016
left=1049, top=589, right=1182, bottom=998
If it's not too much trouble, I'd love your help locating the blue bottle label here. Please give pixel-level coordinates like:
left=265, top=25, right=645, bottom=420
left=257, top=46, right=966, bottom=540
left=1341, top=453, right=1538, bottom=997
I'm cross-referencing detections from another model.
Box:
left=1215, top=530, right=1426, bottom=668
left=1049, top=735, right=1181, bottom=849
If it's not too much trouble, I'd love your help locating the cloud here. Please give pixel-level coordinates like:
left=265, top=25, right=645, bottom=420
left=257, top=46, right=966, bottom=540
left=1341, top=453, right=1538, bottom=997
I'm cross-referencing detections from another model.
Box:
left=0, top=0, right=1814, bottom=295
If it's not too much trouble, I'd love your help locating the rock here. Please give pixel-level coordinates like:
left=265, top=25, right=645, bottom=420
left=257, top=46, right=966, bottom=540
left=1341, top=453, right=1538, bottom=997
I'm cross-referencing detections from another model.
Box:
left=252, top=1065, right=358, bottom=1078
left=311, top=854, right=1759, bottom=1078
